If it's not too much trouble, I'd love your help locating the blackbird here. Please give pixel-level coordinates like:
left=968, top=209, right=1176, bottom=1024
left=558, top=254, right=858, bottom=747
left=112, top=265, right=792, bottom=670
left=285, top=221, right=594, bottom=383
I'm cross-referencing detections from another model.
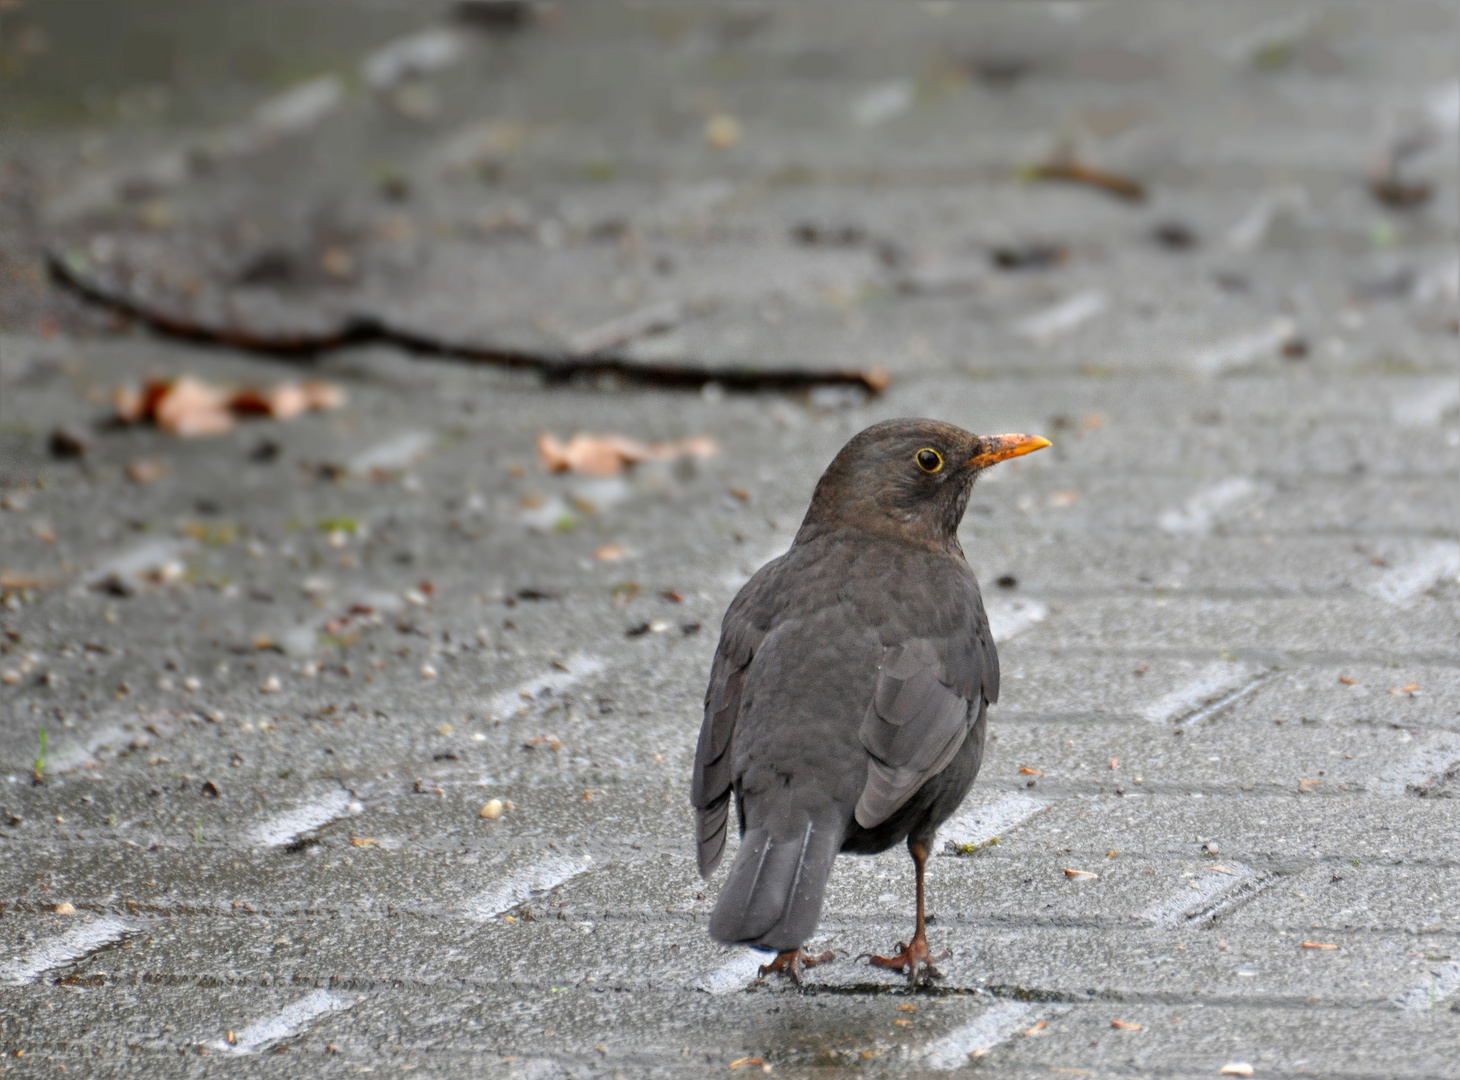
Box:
left=692, top=419, right=1050, bottom=983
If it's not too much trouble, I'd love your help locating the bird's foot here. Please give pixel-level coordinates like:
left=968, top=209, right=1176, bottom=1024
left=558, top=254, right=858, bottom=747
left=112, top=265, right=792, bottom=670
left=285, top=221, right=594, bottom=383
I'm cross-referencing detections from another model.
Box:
left=859, top=933, right=949, bottom=986
left=757, top=948, right=835, bottom=985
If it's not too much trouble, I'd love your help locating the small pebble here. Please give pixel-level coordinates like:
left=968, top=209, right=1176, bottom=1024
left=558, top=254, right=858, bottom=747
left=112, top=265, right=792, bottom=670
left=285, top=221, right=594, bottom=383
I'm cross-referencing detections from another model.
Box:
left=54, top=902, right=76, bottom=915
left=480, top=799, right=505, bottom=820
left=260, top=675, right=281, bottom=693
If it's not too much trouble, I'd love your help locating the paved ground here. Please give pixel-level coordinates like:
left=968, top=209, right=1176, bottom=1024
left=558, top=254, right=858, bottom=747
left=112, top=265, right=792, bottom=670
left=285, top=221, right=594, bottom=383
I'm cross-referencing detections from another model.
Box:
left=1, top=2, right=1458, bottom=1077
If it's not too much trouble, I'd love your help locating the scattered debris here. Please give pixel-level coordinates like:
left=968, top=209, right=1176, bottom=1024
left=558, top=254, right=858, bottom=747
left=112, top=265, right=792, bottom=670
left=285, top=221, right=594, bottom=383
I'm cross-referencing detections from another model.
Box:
left=124, top=458, right=168, bottom=484
left=48, top=426, right=92, bottom=458
left=1022, top=157, right=1145, bottom=201
left=1152, top=222, right=1198, bottom=250
left=1063, top=868, right=1097, bottom=879
left=1110, top=1019, right=1142, bottom=1030
left=990, top=243, right=1068, bottom=270
left=537, top=431, right=717, bottom=476
left=704, top=114, right=742, bottom=149
left=112, top=375, right=343, bottom=437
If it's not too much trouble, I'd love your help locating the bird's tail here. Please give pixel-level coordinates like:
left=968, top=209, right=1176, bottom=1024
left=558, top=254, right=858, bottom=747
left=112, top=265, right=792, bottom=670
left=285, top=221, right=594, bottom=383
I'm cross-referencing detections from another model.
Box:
left=708, top=808, right=843, bottom=952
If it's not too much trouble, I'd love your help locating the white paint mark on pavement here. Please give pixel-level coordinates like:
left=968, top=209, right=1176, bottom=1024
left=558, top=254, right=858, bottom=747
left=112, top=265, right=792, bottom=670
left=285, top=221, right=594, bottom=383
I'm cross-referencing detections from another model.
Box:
left=986, top=598, right=1047, bottom=643
left=1157, top=478, right=1262, bottom=534
left=941, top=792, right=1048, bottom=853
left=853, top=80, right=914, bottom=126
left=1142, top=862, right=1260, bottom=926
left=1188, top=318, right=1295, bottom=375
left=486, top=654, right=605, bottom=719
left=1395, top=961, right=1460, bottom=1011
left=362, top=28, right=464, bottom=91
left=0, top=917, right=133, bottom=986
left=923, top=999, right=1067, bottom=1068
left=249, top=788, right=358, bottom=848
left=1391, top=378, right=1460, bottom=427
left=1141, top=662, right=1265, bottom=724
left=698, top=947, right=768, bottom=994
left=465, top=855, right=593, bottom=920
left=208, top=988, right=351, bottom=1054
left=1372, top=734, right=1460, bottom=797
left=347, top=431, right=435, bottom=476
left=1364, top=543, right=1460, bottom=606
left=1014, top=290, right=1107, bottom=343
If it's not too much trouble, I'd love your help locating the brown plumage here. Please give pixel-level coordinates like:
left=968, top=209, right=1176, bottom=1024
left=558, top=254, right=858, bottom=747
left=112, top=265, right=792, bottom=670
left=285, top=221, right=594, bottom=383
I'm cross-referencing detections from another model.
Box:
left=691, top=418, right=1049, bottom=983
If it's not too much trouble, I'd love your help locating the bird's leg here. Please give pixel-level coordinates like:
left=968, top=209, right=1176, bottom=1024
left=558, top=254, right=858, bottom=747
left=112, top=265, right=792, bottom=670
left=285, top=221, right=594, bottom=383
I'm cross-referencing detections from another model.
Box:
left=758, top=948, right=836, bottom=985
left=861, top=840, right=950, bottom=985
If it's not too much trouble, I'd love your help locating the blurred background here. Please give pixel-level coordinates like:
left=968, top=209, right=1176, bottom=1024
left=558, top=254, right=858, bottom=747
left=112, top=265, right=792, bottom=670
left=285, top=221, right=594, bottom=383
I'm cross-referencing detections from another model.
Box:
left=1, top=2, right=1457, bottom=1074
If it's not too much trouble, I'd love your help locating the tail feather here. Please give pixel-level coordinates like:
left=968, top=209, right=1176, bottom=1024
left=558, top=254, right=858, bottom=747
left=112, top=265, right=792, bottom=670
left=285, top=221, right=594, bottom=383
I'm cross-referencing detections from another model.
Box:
left=708, top=811, right=842, bottom=951
left=696, top=794, right=731, bottom=877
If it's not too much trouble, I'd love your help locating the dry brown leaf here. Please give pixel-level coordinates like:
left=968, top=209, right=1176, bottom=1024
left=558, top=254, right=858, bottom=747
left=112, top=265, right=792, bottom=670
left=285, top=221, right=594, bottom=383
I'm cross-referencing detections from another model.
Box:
left=537, top=431, right=718, bottom=476
left=1018, top=766, right=1044, bottom=776
left=1110, top=1019, right=1142, bottom=1030
left=230, top=383, right=310, bottom=420
left=1021, top=1020, right=1047, bottom=1036
left=895, top=1003, right=917, bottom=1012
left=1063, top=868, right=1097, bottom=879
left=349, top=837, right=376, bottom=847
left=728, top=1058, right=765, bottom=1070
left=1300, top=941, right=1337, bottom=950
left=151, top=376, right=235, bottom=436
left=1388, top=683, right=1421, bottom=696
left=1337, top=675, right=1355, bottom=685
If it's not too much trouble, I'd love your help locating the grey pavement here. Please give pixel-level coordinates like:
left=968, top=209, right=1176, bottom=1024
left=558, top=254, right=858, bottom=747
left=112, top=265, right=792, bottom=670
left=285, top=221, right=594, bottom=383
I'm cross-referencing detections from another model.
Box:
left=1, top=2, right=1458, bottom=1077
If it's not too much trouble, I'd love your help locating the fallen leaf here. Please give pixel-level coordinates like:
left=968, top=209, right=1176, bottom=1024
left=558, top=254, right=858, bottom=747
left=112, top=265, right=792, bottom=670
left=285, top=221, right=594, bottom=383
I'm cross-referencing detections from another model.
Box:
left=350, top=836, right=376, bottom=846
left=230, top=383, right=311, bottom=420
left=728, top=1058, right=764, bottom=1070
left=125, top=458, right=168, bottom=484
left=1337, top=675, right=1355, bottom=685
left=1063, top=868, right=1097, bottom=879
left=1106, top=850, right=1119, bottom=859
left=151, top=376, right=235, bottom=436
left=536, top=431, right=717, bottom=476
left=893, top=1019, right=912, bottom=1027
left=1219, top=1064, right=1254, bottom=1077
left=1388, top=683, right=1421, bottom=696
left=895, top=1003, right=917, bottom=1012
left=1110, top=1019, right=1142, bottom=1030
left=1021, top=1020, right=1047, bottom=1036
left=1301, top=941, right=1338, bottom=950
left=1018, top=766, right=1044, bottom=776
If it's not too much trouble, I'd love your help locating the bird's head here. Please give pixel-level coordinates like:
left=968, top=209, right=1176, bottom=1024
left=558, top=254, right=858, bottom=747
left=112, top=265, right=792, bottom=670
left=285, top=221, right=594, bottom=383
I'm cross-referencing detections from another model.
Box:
left=798, top=418, right=1050, bottom=548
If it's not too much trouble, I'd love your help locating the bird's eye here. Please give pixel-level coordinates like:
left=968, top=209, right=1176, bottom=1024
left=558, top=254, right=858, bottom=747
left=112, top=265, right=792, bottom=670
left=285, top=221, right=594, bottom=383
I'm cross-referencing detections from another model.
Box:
left=915, top=448, right=943, bottom=473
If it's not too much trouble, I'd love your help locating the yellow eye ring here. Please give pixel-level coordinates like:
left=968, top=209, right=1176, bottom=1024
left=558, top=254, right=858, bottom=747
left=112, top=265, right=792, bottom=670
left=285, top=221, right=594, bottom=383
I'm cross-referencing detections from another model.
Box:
left=915, top=448, right=943, bottom=473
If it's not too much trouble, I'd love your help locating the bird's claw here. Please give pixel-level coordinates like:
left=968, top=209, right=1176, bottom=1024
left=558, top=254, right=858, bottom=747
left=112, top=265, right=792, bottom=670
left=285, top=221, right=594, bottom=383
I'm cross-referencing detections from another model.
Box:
left=859, top=936, right=949, bottom=986
left=758, top=948, right=835, bottom=985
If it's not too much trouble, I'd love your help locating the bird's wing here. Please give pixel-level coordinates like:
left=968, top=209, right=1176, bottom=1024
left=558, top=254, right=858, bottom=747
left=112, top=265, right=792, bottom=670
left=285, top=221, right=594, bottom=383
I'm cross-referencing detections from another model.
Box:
left=855, top=616, right=995, bottom=828
left=691, top=565, right=774, bottom=877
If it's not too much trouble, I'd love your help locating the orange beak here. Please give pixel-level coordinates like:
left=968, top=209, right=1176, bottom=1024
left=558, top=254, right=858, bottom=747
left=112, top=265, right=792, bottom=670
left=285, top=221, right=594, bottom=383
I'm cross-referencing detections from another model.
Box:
left=966, top=433, right=1052, bottom=469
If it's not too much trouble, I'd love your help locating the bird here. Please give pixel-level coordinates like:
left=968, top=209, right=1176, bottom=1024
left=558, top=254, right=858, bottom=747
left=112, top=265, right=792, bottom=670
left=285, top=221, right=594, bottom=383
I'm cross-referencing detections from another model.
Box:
left=691, top=418, right=1050, bottom=984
